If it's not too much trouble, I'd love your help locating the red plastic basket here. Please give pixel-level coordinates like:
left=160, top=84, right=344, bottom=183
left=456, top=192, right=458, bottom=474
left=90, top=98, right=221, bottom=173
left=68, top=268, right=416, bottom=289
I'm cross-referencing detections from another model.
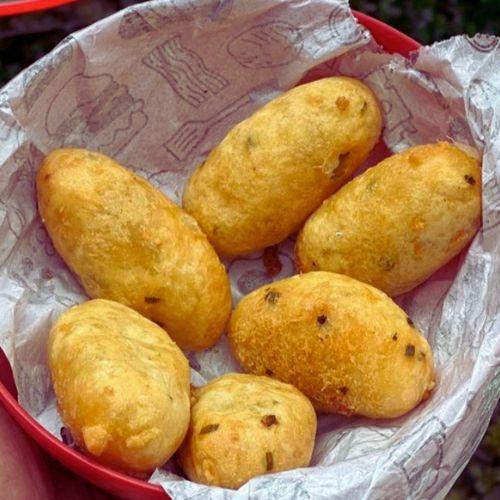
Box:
left=0, top=10, right=421, bottom=500
left=0, top=0, right=78, bottom=16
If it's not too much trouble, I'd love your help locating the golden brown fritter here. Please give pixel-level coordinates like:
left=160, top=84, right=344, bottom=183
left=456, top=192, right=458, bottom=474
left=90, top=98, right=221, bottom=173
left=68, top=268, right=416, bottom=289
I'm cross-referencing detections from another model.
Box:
left=37, top=148, right=232, bottom=351
left=296, top=142, right=482, bottom=296
left=228, top=272, right=435, bottom=418
left=183, top=77, right=382, bottom=256
left=178, top=373, right=316, bottom=489
left=48, top=299, right=190, bottom=474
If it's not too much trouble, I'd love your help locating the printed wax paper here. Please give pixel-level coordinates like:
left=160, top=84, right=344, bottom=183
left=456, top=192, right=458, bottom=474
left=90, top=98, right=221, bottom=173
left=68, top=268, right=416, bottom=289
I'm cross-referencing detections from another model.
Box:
left=0, top=1, right=499, bottom=498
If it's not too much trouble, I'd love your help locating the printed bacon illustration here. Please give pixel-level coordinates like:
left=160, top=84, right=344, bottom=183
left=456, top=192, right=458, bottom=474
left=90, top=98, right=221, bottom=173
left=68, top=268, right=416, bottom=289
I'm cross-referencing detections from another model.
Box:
left=143, top=35, right=228, bottom=107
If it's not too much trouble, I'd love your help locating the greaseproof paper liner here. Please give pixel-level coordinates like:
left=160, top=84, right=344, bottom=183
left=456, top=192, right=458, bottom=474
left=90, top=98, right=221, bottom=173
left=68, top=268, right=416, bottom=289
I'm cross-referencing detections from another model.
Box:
left=0, top=1, right=499, bottom=498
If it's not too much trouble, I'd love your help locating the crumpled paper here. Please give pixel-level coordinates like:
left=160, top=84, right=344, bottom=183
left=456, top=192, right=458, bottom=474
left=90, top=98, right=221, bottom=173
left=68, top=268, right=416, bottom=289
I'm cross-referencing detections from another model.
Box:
left=0, top=0, right=499, bottom=498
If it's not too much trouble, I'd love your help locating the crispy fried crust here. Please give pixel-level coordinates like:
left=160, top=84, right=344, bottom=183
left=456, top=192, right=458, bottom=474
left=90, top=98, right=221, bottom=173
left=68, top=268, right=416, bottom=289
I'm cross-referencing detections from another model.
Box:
left=37, top=148, right=232, bottom=351
left=183, top=77, right=382, bottom=256
left=178, top=373, right=316, bottom=489
left=48, top=299, right=190, bottom=474
left=228, top=272, right=435, bottom=418
left=296, top=142, right=482, bottom=296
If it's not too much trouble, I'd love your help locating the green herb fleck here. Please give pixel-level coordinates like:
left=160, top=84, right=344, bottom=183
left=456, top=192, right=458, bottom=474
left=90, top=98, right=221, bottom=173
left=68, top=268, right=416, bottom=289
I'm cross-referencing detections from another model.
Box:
left=266, top=452, right=274, bottom=471
left=246, top=135, right=258, bottom=148
left=317, top=315, right=328, bottom=326
left=264, top=289, right=281, bottom=304
left=261, top=415, right=278, bottom=427
left=200, top=424, right=219, bottom=435
left=464, top=174, right=476, bottom=186
left=379, top=255, right=395, bottom=271
left=405, top=344, right=416, bottom=357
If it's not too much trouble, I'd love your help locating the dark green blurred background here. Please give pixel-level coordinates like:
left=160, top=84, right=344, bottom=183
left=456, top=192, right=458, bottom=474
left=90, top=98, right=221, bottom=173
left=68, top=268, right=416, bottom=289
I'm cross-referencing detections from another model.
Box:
left=0, top=1, right=499, bottom=498
left=353, top=0, right=500, bottom=44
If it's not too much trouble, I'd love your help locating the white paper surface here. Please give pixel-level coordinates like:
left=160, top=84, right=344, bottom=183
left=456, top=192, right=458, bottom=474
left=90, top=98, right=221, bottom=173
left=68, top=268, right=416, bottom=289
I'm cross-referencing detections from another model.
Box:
left=0, top=1, right=499, bottom=499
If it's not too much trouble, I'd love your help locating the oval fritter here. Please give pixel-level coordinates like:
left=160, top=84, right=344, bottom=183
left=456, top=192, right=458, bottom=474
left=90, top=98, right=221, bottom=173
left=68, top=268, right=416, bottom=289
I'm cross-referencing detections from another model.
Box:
left=296, top=142, right=482, bottom=296
left=178, top=373, right=316, bottom=489
left=48, top=299, right=190, bottom=474
left=228, top=272, right=435, bottom=418
left=183, top=77, right=382, bottom=256
left=37, top=148, right=232, bottom=351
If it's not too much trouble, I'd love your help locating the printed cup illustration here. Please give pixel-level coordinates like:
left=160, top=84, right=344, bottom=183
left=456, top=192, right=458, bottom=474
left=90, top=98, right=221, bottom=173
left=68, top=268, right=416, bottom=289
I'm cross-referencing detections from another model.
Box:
left=44, top=73, right=148, bottom=157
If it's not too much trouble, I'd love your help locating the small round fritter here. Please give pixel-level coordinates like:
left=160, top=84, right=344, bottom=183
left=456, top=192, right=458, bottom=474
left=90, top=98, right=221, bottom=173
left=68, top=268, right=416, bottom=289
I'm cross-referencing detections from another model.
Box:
left=183, top=77, right=382, bottom=256
left=296, top=142, right=482, bottom=296
left=178, top=373, right=316, bottom=489
left=48, top=299, right=190, bottom=474
left=228, top=272, right=435, bottom=418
